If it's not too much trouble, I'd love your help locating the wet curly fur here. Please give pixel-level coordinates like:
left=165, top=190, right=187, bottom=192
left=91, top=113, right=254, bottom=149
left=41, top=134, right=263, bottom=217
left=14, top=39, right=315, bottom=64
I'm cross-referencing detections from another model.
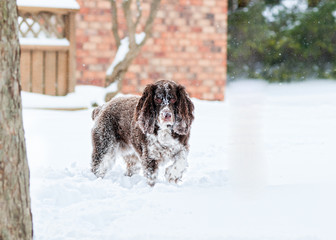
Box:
left=91, top=80, right=194, bottom=186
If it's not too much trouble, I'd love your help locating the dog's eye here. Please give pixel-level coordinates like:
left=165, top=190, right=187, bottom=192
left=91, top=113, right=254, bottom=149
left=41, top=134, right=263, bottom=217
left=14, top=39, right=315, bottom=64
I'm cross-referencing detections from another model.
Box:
left=170, top=98, right=176, bottom=104
left=155, top=97, right=162, bottom=104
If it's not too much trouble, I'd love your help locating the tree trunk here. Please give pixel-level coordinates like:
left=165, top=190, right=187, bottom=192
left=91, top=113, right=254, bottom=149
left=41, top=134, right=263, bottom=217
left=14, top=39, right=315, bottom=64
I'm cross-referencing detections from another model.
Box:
left=238, top=0, right=250, bottom=8
left=0, top=1, right=33, bottom=240
left=308, top=0, right=321, bottom=7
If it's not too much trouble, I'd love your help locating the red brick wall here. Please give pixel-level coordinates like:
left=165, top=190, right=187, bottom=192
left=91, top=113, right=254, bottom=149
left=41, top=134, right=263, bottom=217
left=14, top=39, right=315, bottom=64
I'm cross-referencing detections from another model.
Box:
left=76, top=0, right=227, bottom=100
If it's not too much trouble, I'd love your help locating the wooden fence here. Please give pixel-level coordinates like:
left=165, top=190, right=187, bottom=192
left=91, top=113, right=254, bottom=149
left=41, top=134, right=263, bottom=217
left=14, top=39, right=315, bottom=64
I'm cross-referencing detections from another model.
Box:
left=18, top=6, right=78, bottom=96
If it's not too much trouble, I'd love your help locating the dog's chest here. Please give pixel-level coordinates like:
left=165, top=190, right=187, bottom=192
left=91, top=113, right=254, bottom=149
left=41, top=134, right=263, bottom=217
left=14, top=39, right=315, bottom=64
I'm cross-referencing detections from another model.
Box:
left=146, top=129, right=182, bottom=161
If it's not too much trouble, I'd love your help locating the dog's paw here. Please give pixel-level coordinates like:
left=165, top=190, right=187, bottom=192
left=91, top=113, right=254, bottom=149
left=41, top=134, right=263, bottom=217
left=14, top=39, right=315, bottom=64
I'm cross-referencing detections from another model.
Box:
left=165, top=165, right=183, bottom=184
left=147, top=180, right=156, bottom=187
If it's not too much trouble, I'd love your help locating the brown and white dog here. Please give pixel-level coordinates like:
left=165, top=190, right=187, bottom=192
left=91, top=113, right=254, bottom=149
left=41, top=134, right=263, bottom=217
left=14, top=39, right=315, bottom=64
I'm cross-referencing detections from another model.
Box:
left=91, top=80, right=194, bottom=186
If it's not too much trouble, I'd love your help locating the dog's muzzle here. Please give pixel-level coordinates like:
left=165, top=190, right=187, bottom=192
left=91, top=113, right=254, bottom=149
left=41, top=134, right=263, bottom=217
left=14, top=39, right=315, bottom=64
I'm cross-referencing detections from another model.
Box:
left=159, top=106, right=174, bottom=125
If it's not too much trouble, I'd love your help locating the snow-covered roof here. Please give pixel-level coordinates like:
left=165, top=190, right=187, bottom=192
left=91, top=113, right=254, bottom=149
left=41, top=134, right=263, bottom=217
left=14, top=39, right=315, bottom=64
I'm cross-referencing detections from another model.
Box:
left=19, top=38, right=70, bottom=46
left=17, top=0, right=80, bottom=10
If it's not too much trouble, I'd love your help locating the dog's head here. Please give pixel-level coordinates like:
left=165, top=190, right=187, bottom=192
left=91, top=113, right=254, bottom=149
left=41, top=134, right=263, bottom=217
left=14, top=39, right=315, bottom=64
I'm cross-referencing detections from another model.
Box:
left=135, top=80, right=194, bottom=135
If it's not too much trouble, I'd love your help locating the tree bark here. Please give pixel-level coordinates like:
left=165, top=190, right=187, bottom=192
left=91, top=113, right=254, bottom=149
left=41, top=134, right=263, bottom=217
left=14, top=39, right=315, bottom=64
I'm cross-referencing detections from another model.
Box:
left=0, top=1, right=33, bottom=239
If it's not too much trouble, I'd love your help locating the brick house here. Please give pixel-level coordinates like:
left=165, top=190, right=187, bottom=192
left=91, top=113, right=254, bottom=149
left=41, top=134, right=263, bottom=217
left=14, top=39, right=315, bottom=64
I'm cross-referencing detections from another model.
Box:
left=75, top=0, right=227, bottom=101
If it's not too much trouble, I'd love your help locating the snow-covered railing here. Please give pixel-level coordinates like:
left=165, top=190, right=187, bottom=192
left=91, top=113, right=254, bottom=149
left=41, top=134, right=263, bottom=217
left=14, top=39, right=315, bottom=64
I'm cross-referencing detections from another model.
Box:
left=17, top=1, right=79, bottom=96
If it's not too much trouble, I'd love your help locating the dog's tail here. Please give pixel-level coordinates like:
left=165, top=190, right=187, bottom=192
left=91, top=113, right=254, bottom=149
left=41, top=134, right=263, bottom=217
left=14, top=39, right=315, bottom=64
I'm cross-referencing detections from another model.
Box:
left=91, top=106, right=102, bottom=120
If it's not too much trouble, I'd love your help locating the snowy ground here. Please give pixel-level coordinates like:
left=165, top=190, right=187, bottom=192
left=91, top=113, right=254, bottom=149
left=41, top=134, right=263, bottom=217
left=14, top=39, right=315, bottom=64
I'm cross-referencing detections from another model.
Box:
left=22, top=80, right=336, bottom=240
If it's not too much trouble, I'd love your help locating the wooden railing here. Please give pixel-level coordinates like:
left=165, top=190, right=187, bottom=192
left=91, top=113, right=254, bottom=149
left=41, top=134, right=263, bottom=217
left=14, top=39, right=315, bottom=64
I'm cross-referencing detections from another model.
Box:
left=18, top=5, right=78, bottom=96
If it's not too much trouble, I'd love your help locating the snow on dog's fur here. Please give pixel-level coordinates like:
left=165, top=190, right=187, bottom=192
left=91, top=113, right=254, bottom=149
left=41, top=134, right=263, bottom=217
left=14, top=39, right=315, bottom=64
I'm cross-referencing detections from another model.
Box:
left=91, top=80, right=194, bottom=186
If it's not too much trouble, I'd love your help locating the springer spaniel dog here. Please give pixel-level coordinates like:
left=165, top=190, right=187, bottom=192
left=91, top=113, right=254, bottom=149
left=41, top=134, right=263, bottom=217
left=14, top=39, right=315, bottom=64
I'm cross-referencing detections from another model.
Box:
left=91, top=80, right=194, bottom=186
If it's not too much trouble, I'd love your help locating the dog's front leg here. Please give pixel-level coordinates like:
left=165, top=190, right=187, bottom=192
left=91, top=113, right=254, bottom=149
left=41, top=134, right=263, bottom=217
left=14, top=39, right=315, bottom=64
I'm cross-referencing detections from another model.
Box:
left=165, top=149, right=188, bottom=184
left=142, top=158, right=159, bottom=187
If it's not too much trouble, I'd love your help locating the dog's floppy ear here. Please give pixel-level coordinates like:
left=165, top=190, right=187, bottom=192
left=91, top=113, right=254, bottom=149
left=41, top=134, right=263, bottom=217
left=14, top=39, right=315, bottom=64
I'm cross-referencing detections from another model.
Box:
left=134, top=84, right=156, bottom=134
left=91, top=106, right=102, bottom=120
left=173, top=85, right=194, bottom=135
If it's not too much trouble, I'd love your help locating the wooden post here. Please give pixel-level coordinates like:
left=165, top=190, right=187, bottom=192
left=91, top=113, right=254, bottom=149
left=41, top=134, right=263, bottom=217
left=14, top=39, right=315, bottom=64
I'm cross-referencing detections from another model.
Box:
left=20, top=50, right=32, bottom=92
left=45, top=51, right=57, bottom=95
left=31, top=50, right=44, bottom=94
left=57, top=51, right=68, bottom=95
left=67, top=12, right=77, bottom=93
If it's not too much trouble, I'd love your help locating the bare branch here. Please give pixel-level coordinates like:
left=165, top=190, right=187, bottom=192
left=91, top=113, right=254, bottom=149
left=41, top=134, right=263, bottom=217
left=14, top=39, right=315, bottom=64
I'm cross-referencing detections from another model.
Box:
left=140, top=0, right=161, bottom=46
left=110, top=0, right=121, bottom=48
left=134, top=0, right=142, bottom=29
left=105, top=0, right=162, bottom=99
left=122, top=0, right=136, bottom=49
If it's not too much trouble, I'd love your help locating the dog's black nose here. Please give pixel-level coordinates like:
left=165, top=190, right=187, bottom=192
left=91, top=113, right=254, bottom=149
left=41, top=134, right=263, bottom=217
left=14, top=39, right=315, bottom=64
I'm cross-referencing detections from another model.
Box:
left=164, top=112, right=172, bottom=120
